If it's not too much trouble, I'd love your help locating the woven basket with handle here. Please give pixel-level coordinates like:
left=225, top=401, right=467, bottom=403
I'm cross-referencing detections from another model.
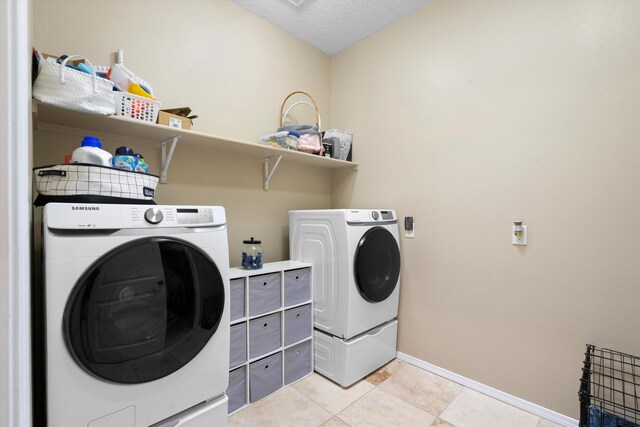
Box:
left=278, top=91, right=324, bottom=155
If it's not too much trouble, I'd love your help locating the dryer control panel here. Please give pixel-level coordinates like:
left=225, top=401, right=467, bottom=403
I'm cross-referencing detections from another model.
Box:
left=344, top=209, right=397, bottom=223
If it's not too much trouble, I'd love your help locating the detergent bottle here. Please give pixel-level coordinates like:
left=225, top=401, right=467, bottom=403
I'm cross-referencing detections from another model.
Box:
left=71, top=136, right=112, bottom=167
left=134, top=153, right=149, bottom=173
left=112, top=146, right=137, bottom=171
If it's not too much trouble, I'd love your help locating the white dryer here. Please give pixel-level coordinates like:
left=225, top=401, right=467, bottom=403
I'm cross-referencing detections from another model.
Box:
left=289, top=209, right=401, bottom=386
left=40, top=203, right=230, bottom=427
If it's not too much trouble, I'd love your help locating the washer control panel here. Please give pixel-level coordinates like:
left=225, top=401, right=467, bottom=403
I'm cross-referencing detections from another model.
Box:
left=129, top=206, right=215, bottom=227
left=43, top=204, right=225, bottom=229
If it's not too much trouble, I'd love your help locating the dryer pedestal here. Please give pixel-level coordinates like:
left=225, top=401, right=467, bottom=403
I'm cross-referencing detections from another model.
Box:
left=313, top=319, right=398, bottom=387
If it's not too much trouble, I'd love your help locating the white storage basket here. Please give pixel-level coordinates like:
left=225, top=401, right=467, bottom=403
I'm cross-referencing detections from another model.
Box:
left=113, top=91, right=161, bottom=123
left=32, top=55, right=116, bottom=116
left=34, top=164, right=159, bottom=205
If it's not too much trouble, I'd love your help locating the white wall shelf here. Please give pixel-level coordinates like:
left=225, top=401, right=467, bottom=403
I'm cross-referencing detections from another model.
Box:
left=32, top=102, right=358, bottom=188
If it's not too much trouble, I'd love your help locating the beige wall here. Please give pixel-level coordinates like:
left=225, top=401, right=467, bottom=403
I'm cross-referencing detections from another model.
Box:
left=331, top=0, right=640, bottom=418
left=32, top=0, right=333, bottom=263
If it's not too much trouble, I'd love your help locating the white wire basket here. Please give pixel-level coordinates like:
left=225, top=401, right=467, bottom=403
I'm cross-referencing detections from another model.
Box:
left=113, top=91, right=161, bottom=123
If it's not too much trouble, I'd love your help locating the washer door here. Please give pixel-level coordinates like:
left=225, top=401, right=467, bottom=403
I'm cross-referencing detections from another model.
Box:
left=63, top=237, right=225, bottom=384
left=354, top=226, right=401, bottom=303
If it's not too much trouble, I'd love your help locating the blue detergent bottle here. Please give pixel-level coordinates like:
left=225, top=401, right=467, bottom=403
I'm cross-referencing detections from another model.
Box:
left=134, top=153, right=149, bottom=173
left=112, top=146, right=137, bottom=171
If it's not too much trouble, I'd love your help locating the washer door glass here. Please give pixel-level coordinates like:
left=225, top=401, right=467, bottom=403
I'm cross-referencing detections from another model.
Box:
left=63, top=237, right=225, bottom=384
left=354, top=227, right=401, bottom=303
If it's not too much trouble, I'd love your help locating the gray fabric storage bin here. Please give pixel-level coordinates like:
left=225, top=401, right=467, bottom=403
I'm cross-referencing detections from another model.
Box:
left=249, top=352, right=283, bottom=403
left=284, top=304, right=312, bottom=346
left=249, top=312, right=281, bottom=359
left=284, top=340, right=312, bottom=385
left=284, top=268, right=311, bottom=306
left=248, top=272, right=281, bottom=316
left=227, top=366, right=247, bottom=414
left=229, top=322, right=247, bottom=368
left=230, top=278, right=245, bottom=322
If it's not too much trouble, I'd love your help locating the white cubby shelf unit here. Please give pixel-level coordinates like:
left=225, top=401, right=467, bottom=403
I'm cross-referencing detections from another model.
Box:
left=226, top=261, right=313, bottom=415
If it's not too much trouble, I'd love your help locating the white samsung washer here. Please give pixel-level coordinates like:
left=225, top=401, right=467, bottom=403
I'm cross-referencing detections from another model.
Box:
left=289, top=209, right=401, bottom=386
left=40, top=203, right=230, bottom=427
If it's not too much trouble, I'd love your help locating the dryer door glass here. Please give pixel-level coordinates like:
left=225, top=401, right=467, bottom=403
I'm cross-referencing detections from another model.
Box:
left=63, top=237, right=225, bottom=384
left=354, top=227, right=401, bottom=303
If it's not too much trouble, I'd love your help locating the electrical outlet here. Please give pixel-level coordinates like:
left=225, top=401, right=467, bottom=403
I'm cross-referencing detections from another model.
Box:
left=512, top=223, right=527, bottom=245
left=405, top=224, right=415, bottom=238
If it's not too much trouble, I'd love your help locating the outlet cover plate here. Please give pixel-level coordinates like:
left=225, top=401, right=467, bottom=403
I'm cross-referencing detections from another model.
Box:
left=512, top=225, right=528, bottom=245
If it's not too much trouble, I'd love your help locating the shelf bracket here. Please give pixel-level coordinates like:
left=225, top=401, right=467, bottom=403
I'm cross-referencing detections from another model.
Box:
left=160, top=135, right=181, bottom=184
left=264, top=154, right=284, bottom=191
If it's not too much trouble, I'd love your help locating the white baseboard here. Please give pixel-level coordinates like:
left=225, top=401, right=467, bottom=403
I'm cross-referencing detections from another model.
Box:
left=396, top=352, right=578, bottom=427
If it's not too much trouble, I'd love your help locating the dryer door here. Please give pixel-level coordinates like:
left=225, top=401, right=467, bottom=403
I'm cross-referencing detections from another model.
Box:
left=354, top=227, right=401, bottom=303
left=63, top=237, right=225, bottom=384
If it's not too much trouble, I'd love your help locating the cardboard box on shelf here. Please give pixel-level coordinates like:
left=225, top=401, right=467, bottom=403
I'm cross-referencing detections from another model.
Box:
left=157, top=107, right=194, bottom=130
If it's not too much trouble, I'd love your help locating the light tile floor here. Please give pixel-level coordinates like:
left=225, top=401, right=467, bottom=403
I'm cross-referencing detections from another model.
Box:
left=228, top=359, right=564, bottom=427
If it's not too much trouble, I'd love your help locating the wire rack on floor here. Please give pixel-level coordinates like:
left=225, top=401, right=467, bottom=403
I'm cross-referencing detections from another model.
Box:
left=579, top=344, right=640, bottom=427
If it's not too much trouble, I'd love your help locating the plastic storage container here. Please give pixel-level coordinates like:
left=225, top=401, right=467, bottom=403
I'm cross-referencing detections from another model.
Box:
left=135, top=153, right=148, bottom=173
left=113, top=91, right=160, bottom=123
left=111, top=146, right=137, bottom=171
left=242, top=237, right=263, bottom=270
left=71, top=136, right=112, bottom=167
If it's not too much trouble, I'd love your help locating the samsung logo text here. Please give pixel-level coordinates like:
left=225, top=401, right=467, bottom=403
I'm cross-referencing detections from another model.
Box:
left=71, top=206, right=100, bottom=211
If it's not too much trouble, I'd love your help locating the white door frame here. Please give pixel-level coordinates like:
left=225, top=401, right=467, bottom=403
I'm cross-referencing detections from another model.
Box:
left=1, top=0, right=33, bottom=426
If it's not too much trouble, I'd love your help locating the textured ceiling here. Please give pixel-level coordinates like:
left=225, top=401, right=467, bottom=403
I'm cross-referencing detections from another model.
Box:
left=230, top=0, right=431, bottom=56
